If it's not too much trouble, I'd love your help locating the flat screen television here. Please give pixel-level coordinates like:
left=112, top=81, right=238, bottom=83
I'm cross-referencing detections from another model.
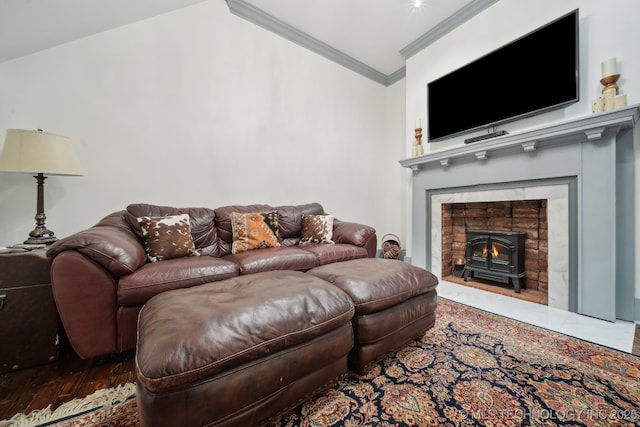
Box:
left=427, top=9, right=579, bottom=143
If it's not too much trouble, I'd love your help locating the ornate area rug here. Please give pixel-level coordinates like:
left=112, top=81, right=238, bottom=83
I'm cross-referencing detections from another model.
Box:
left=0, top=383, right=137, bottom=426
left=2, top=298, right=638, bottom=426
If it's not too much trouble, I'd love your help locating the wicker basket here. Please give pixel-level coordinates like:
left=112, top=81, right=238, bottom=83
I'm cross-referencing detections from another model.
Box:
left=381, top=233, right=401, bottom=260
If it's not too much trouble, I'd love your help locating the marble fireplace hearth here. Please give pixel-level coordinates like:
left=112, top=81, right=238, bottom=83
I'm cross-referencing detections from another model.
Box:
left=400, top=105, right=639, bottom=322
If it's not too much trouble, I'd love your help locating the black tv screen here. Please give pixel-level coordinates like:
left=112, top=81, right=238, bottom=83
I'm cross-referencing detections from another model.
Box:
left=427, top=9, right=579, bottom=142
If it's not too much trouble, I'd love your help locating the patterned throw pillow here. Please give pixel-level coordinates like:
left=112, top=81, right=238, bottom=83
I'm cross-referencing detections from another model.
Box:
left=137, top=214, right=198, bottom=262
left=299, top=214, right=335, bottom=245
left=231, top=211, right=281, bottom=254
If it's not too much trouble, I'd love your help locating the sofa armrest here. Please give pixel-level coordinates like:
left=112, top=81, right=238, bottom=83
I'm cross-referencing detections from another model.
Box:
left=333, top=219, right=376, bottom=247
left=50, top=250, right=121, bottom=359
left=47, top=223, right=146, bottom=277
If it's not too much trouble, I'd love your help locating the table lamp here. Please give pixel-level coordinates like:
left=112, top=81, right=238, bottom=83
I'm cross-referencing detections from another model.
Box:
left=0, top=129, right=84, bottom=244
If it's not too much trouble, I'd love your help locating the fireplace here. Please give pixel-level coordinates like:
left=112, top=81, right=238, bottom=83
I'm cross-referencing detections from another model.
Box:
left=399, top=104, right=639, bottom=322
left=463, top=230, right=526, bottom=292
left=441, top=200, right=547, bottom=296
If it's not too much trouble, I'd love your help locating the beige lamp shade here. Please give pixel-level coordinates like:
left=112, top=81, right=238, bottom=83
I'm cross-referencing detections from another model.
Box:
left=0, top=129, right=84, bottom=175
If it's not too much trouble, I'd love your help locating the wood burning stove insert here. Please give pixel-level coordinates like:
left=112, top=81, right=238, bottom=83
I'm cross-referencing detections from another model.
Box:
left=463, top=230, right=526, bottom=292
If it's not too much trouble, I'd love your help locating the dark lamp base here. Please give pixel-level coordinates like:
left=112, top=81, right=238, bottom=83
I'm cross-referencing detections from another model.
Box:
left=24, top=236, right=58, bottom=245
left=25, top=173, right=59, bottom=246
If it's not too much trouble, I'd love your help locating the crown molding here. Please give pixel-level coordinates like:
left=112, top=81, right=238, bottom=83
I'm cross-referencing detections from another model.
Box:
left=386, top=67, right=406, bottom=86
left=226, top=0, right=496, bottom=86
left=226, top=0, right=388, bottom=85
left=400, top=0, right=499, bottom=59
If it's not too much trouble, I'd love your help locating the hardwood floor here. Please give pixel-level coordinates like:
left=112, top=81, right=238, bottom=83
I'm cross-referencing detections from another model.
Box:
left=0, top=333, right=135, bottom=421
left=1, top=319, right=638, bottom=421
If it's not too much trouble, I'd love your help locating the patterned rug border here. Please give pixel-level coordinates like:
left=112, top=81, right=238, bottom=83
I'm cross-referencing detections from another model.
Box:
left=438, top=296, right=640, bottom=359
left=0, top=383, right=136, bottom=427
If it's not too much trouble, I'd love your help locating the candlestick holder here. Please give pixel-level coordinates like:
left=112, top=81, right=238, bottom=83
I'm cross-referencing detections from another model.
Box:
left=600, top=73, right=620, bottom=94
left=412, top=127, right=423, bottom=157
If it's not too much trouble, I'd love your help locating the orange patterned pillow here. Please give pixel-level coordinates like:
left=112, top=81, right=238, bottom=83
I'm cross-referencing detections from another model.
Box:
left=137, top=214, right=198, bottom=262
left=231, top=211, right=281, bottom=254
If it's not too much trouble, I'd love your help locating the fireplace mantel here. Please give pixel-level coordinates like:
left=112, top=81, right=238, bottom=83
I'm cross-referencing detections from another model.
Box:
left=400, top=104, right=639, bottom=322
left=400, top=104, right=640, bottom=171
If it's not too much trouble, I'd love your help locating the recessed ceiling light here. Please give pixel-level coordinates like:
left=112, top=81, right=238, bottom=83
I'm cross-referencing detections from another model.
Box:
left=413, top=0, right=424, bottom=8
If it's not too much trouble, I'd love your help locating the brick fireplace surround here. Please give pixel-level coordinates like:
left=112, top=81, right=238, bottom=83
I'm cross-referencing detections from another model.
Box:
left=400, top=105, right=639, bottom=322
left=441, top=200, right=549, bottom=294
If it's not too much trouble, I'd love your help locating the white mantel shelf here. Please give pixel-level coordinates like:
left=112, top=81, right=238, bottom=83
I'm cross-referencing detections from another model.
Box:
left=404, top=103, right=639, bottom=322
left=399, top=104, right=640, bottom=171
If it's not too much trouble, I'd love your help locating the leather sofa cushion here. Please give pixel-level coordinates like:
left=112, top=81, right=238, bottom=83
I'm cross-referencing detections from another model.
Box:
left=332, top=219, right=376, bottom=247
left=300, top=243, right=368, bottom=265
left=275, top=203, right=325, bottom=240
left=307, top=258, right=439, bottom=315
left=223, top=247, right=319, bottom=275
left=136, top=270, right=355, bottom=391
left=118, top=257, right=239, bottom=306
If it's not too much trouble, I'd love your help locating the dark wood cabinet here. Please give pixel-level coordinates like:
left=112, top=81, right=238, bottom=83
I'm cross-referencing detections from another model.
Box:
left=0, top=249, right=58, bottom=372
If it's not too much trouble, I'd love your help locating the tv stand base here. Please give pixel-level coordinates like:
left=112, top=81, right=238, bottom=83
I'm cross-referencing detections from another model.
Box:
left=464, top=130, right=508, bottom=144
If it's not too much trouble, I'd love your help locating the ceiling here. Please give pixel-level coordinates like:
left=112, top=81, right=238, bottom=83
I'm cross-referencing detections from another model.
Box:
left=0, top=0, right=493, bottom=84
left=236, top=0, right=474, bottom=76
left=0, top=0, right=207, bottom=63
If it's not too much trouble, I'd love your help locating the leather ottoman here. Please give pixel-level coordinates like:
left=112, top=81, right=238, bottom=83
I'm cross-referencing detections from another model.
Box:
left=135, top=270, right=354, bottom=427
left=307, top=258, right=438, bottom=374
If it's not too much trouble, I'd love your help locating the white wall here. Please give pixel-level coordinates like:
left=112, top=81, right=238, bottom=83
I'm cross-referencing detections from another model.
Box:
left=0, top=0, right=404, bottom=247
left=403, top=0, right=640, bottom=300
left=2, top=0, right=636, bottom=299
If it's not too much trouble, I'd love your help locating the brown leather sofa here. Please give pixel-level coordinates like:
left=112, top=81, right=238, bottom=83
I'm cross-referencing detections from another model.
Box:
left=46, top=202, right=376, bottom=360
